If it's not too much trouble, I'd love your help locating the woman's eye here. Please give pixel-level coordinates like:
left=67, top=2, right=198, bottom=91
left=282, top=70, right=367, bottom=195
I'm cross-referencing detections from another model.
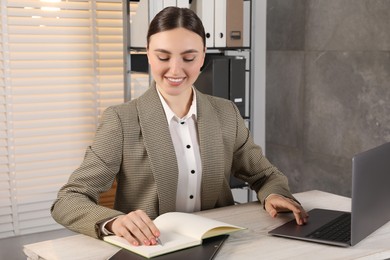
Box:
left=157, top=56, right=169, bottom=61
left=183, top=57, right=195, bottom=62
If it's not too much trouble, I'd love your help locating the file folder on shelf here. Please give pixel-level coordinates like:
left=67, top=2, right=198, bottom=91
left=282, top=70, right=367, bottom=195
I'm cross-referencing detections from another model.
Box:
left=177, top=0, right=190, bottom=8
left=163, top=0, right=176, bottom=8
left=214, top=0, right=227, bottom=47
left=226, top=0, right=244, bottom=47
left=190, top=0, right=215, bottom=47
left=243, top=0, right=251, bottom=47
left=196, top=56, right=229, bottom=100
left=130, top=0, right=149, bottom=48
left=195, top=55, right=246, bottom=117
left=229, top=56, right=246, bottom=115
left=191, top=0, right=244, bottom=48
left=130, top=0, right=189, bottom=48
left=149, top=0, right=163, bottom=22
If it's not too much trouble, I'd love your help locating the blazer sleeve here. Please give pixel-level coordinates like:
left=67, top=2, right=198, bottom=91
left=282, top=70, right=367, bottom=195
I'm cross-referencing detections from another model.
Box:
left=229, top=103, right=296, bottom=205
left=51, top=106, right=125, bottom=238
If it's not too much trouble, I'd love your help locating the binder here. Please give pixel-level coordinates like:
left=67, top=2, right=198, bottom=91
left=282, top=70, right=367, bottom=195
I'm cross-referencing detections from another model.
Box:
left=163, top=0, right=176, bottom=8
left=195, top=56, right=229, bottom=99
left=190, top=0, right=215, bottom=47
left=194, top=55, right=246, bottom=117
left=229, top=57, right=246, bottom=115
left=130, top=0, right=149, bottom=48
left=130, top=0, right=188, bottom=48
left=225, top=50, right=250, bottom=117
left=243, top=0, right=250, bottom=47
left=149, top=0, right=164, bottom=21
left=214, top=0, right=227, bottom=47
left=177, top=0, right=190, bottom=8
left=226, top=0, right=243, bottom=47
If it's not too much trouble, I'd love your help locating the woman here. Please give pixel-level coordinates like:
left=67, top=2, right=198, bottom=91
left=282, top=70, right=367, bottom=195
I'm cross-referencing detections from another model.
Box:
left=51, top=7, right=307, bottom=247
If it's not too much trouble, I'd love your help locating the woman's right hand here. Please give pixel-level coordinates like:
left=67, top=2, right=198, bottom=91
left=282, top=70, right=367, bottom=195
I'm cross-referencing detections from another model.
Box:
left=106, top=209, right=160, bottom=246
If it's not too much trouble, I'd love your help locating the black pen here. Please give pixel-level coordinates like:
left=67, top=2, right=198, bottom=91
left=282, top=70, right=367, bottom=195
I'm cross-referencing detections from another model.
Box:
left=156, top=237, right=163, bottom=246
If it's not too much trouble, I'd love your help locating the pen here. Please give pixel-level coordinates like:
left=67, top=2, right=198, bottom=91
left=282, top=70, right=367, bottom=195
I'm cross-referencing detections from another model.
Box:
left=156, top=237, right=163, bottom=246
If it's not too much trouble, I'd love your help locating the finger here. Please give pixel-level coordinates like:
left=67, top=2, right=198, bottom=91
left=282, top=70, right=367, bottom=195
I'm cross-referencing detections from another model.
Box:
left=266, top=195, right=308, bottom=225
left=113, top=213, right=150, bottom=245
left=296, top=207, right=309, bottom=225
left=137, top=210, right=161, bottom=239
left=129, top=210, right=160, bottom=245
left=264, top=201, right=278, bottom=218
left=293, top=209, right=309, bottom=225
left=282, top=199, right=308, bottom=225
left=115, top=223, right=140, bottom=246
left=125, top=212, right=154, bottom=245
left=265, top=194, right=289, bottom=216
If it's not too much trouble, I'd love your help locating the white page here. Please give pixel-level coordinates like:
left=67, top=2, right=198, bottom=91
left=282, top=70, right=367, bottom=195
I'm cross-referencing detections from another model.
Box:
left=154, top=212, right=243, bottom=240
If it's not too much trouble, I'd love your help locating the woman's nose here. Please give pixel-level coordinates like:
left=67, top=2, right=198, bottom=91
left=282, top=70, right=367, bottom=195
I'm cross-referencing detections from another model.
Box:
left=169, top=58, right=182, bottom=74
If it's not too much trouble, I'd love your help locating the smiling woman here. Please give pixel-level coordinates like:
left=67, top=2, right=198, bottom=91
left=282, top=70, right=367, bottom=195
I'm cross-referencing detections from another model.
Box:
left=147, top=27, right=205, bottom=116
left=145, top=6, right=206, bottom=117
left=51, top=6, right=306, bottom=249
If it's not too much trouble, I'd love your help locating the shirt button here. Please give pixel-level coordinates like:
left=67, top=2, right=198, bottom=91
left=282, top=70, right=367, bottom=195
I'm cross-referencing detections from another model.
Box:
left=189, top=195, right=194, bottom=199
left=180, top=121, right=185, bottom=125
left=186, top=145, right=191, bottom=149
left=191, top=170, right=195, bottom=174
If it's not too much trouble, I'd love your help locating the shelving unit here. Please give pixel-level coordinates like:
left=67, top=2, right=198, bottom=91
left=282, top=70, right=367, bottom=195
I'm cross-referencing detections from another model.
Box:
left=124, top=0, right=253, bottom=117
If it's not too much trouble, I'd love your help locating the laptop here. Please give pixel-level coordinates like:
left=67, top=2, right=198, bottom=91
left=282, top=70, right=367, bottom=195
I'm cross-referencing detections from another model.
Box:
left=269, top=142, right=390, bottom=247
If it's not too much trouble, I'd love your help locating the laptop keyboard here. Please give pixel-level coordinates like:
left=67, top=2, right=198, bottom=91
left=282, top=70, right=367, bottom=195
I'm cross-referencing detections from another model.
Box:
left=307, top=213, right=351, bottom=243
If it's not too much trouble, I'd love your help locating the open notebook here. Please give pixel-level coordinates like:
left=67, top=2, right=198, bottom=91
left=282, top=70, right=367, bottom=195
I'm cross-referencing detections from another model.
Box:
left=104, top=212, right=244, bottom=258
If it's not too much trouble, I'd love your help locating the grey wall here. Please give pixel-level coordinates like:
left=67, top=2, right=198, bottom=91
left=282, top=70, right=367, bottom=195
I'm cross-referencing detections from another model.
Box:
left=265, top=0, right=390, bottom=197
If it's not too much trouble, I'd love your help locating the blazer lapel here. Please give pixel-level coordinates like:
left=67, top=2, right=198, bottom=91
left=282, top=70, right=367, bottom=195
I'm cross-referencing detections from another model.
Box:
left=137, top=86, right=178, bottom=215
left=196, top=90, right=225, bottom=210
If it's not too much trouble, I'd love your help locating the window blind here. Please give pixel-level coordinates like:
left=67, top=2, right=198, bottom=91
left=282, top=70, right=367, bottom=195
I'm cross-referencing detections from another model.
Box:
left=0, top=0, right=124, bottom=238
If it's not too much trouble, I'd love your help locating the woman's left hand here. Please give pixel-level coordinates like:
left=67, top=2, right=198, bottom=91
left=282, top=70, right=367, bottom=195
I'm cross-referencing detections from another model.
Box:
left=264, top=194, right=309, bottom=225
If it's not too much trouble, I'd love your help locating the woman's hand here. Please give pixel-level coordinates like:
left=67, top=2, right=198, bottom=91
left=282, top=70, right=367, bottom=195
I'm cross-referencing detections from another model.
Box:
left=265, top=194, right=309, bottom=225
left=106, top=209, right=160, bottom=246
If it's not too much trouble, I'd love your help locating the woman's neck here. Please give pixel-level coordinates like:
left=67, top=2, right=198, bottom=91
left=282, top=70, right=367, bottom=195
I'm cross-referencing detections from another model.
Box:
left=162, top=88, right=193, bottom=118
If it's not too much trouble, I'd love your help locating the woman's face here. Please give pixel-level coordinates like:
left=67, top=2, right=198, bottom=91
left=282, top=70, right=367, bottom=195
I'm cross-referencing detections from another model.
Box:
left=147, top=28, right=205, bottom=98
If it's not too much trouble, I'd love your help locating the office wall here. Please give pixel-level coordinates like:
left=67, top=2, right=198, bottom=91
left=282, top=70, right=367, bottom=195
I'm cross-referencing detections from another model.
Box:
left=265, top=0, right=390, bottom=196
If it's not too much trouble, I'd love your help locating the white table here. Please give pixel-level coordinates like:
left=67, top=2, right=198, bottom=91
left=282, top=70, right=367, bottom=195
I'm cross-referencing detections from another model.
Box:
left=23, top=190, right=390, bottom=260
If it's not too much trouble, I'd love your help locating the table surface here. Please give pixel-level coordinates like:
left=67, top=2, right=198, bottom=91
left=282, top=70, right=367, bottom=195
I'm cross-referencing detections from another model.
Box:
left=20, top=190, right=390, bottom=260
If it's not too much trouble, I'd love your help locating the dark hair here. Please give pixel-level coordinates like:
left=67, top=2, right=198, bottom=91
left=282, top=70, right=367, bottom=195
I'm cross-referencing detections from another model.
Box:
left=147, top=7, right=206, bottom=48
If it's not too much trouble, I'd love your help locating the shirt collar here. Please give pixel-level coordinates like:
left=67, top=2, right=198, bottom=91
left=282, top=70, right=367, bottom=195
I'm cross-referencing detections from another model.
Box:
left=157, top=87, right=197, bottom=126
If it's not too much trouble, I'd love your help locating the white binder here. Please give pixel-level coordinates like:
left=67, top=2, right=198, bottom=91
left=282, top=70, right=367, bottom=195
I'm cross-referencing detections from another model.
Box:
left=190, top=0, right=215, bottom=47
left=177, top=0, right=190, bottom=8
left=149, top=0, right=164, bottom=22
left=130, top=0, right=149, bottom=48
left=131, top=0, right=181, bottom=48
left=214, top=0, right=227, bottom=47
left=243, top=0, right=250, bottom=47
left=163, top=0, right=176, bottom=8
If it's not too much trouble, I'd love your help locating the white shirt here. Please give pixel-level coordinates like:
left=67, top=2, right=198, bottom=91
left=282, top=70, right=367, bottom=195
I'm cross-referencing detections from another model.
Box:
left=157, top=88, right=202, bottom=212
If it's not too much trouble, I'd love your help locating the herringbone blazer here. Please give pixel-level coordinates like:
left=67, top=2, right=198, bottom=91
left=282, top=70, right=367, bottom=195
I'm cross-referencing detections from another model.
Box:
left=51, top=85, right=294, bottom=238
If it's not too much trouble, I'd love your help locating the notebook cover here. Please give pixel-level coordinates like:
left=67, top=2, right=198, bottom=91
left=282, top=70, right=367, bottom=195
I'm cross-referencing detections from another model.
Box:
left=107, top=235, right=229, bottom=260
